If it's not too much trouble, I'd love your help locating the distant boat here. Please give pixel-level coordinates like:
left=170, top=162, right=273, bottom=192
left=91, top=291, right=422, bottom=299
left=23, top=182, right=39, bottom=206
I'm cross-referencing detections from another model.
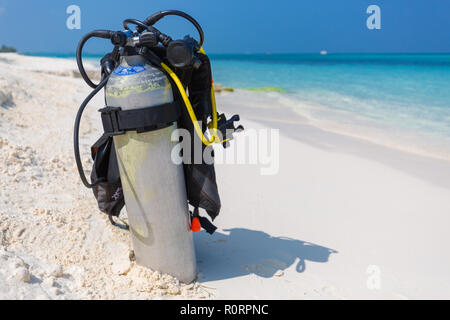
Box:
left=320, top=50, right=328, bottom=55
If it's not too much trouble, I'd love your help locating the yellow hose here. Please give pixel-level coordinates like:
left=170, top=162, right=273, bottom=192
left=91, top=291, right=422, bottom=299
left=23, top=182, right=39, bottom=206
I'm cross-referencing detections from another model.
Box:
left=160, top=48, right=220, bottom=146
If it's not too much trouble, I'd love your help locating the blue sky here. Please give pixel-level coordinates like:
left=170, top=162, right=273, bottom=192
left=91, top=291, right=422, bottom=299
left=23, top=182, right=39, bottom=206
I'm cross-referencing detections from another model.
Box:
left=0, top=0, right=449, bottom=53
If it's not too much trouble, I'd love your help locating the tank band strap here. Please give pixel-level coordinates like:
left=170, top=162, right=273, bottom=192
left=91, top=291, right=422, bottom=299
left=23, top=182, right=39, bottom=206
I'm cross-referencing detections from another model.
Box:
left=99, top=101, right=181, bottom=136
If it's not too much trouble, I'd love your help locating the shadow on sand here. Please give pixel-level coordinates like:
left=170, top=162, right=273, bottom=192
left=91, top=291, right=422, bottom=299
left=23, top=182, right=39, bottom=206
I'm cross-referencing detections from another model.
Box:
left=194, top=228, right=337, bottom=282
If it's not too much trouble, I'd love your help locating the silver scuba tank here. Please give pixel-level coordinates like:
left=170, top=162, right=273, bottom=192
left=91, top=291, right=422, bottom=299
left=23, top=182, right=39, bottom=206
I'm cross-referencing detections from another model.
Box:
left=105, top=55, right=197, bottom=283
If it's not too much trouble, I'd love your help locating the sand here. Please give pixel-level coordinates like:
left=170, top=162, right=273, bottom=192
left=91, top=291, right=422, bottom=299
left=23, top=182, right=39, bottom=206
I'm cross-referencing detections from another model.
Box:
left=1, top=53, right=450, bottom=299
left=0, top=53, right=207, bottom=299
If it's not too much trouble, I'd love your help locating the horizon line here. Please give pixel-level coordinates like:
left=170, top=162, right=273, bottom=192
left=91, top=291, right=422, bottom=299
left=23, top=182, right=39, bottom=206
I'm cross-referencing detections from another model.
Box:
left=20, top=51, right=450, bottom=56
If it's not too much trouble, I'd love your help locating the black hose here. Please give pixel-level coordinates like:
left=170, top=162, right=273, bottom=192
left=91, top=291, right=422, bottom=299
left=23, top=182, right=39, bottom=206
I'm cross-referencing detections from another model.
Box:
left=76, top=30, right=114, bottom=88
left=142, top=10, right=204, bottom=47
left=123, top=18, right=149, bottom=31
left=73, top=76, right=110, bottom=188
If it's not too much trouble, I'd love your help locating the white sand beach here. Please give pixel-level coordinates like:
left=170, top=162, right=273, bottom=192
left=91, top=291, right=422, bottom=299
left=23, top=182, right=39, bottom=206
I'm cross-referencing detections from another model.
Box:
left=1, top=53, right=450, bottom=299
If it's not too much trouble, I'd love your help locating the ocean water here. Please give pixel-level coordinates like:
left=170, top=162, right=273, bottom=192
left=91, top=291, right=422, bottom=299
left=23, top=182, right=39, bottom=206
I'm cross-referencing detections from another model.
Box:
left=29, top=52, right=450, bottom=158
left=209, top=54, right=450, bottom=159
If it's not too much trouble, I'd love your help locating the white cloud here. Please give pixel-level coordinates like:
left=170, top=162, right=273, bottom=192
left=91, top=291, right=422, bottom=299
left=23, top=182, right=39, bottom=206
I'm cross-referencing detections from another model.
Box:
left=0, top=8, right=5, bottom=15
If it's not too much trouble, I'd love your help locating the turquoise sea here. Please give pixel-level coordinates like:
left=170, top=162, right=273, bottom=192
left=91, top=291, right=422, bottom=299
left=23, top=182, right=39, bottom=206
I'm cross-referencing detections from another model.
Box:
left=211, top=54, right=450, bottom=137
left=29, top=52, right=450, bottom=157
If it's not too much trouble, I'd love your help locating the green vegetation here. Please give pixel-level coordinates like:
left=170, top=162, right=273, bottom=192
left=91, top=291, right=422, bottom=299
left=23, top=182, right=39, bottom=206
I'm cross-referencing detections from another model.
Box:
left=0, top=45, right=17, bottom=53
left=245, top=87, right=286, bottom=93
left=213, top=83, right=234, bottom=93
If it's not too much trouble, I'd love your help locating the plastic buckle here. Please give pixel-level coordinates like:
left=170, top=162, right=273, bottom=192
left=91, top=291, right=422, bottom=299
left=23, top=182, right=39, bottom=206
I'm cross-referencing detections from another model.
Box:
left=217, top=113, right=244, bottom=148
left=99, top=106, right=125, bottom=136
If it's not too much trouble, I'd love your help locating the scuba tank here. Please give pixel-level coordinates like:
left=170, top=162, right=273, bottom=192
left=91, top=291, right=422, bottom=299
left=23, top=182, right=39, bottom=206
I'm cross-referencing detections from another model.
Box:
left=106, top=55, right=195, bottom=283
left=73, top=10, right=243, bottom=283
